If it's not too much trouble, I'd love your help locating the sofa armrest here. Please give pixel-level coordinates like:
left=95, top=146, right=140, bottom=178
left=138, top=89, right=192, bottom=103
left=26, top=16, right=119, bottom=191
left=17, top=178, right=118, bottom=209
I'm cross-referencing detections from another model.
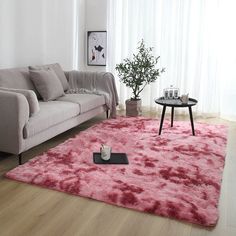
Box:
left=0, top=90, right=29, bottom=154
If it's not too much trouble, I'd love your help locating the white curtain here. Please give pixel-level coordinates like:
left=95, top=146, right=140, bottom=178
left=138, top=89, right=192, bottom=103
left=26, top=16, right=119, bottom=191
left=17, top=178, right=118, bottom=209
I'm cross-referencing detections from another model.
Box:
left=0, top=0, right=78, bottom=70
left=107, top=0, right=236, bottom=120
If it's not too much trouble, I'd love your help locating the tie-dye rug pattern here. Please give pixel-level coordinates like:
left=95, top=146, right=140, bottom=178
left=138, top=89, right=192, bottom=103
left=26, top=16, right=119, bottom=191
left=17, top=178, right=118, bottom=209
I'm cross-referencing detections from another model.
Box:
left=6, top=117, right=228, bottom=226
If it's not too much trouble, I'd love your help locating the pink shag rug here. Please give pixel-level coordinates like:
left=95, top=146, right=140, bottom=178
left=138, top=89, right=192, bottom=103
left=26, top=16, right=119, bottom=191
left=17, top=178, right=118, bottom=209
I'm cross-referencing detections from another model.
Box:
left=6, top=117, right=227, bottom=226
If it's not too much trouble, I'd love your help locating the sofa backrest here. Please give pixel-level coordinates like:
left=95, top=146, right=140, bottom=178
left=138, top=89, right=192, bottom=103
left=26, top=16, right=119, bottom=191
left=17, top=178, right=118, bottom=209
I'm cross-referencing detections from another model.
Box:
left=0, top=67, right=40, bottom=97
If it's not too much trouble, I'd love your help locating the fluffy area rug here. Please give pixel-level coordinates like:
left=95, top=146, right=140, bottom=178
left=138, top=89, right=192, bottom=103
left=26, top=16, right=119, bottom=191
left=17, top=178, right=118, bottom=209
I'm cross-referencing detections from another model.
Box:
left=6, top=117, right=227, bottom=226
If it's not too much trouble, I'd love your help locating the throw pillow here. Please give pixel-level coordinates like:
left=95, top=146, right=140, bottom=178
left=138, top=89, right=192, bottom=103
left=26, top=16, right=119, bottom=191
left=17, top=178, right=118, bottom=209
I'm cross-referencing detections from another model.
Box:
left=0, top=87, right=40, bottom=116
left=29, top=68, right=65, bottom=102
left=29, top=63, right=69, bottom=91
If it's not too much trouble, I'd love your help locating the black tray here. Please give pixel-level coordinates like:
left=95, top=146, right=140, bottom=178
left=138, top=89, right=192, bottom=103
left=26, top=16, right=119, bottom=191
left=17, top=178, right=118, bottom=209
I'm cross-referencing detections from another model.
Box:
left=93, top=152, right=129, bottom=164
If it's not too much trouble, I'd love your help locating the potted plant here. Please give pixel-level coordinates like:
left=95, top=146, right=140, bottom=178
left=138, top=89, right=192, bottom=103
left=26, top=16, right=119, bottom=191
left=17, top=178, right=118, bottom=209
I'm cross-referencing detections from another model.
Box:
left=115, top=40, right=165, bottom=116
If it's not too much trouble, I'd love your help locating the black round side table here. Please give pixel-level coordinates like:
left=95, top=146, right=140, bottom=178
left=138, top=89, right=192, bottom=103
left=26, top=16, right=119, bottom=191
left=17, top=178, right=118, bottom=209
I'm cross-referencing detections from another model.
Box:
left=155, top=97, right=198, bottom=135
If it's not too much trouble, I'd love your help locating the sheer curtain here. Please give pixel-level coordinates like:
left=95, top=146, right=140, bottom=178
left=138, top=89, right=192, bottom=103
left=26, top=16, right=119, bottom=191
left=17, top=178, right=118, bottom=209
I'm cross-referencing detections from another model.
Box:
left=107, top=0, right=236, bottom=120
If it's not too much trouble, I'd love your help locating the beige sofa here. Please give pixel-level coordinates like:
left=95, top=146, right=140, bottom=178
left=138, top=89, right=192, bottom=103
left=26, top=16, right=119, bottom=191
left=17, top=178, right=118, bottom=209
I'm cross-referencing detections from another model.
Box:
left=0, top=64, right=118, bottom=164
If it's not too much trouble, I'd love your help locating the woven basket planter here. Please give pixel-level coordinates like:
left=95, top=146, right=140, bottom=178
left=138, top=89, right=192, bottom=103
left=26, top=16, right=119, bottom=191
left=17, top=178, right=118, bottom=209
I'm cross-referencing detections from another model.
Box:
left=125, top=99, right=142, bottom=117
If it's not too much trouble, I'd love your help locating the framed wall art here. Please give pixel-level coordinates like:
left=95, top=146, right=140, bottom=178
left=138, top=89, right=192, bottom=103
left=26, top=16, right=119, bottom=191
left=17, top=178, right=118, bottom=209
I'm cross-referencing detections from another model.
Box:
left=87, top=31, right=107, bottom=66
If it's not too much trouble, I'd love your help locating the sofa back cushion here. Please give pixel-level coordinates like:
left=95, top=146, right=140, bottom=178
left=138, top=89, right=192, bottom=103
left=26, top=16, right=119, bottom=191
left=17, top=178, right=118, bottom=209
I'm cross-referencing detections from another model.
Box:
left=29, top=68, right=65, bottom=102
left=0, top=67, right=40, bottom=97
left=0, top=87, right=40, bottom=117
left=29, top=63, right=69, bottom=91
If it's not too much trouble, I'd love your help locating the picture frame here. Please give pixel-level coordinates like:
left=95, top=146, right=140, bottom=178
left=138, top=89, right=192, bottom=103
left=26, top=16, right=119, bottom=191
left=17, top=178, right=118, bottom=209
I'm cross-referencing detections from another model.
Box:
left=87, top=31, right=107, bottom=66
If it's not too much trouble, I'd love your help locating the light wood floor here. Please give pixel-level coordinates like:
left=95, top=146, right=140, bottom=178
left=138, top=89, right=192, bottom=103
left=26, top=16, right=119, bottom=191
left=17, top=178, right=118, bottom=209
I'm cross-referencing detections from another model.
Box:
left=0, top=111, right=236, bottom=236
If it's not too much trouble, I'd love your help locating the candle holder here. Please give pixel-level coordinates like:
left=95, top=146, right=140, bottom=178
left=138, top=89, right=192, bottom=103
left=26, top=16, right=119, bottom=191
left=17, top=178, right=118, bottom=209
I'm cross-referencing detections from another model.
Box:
left=163, top=85, right=179, bottom=99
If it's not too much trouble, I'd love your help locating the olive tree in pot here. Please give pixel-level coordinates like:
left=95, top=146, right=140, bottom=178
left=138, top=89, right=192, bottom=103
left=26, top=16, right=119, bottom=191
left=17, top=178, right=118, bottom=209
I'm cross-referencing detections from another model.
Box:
left=115, top=40, right=165, bottom=116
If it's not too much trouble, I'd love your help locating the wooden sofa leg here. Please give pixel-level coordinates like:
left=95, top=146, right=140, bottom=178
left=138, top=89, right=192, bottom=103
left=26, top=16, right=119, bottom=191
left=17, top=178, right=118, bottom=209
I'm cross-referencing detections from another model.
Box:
left=18, top=153, right=22, bottom=165
left=106, top=110, right=109, bottom=119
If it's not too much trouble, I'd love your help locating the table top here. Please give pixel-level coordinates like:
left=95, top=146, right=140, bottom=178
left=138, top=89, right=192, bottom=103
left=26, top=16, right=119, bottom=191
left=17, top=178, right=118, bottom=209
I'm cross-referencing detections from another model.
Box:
left=155, top=97, right=198, bottom=107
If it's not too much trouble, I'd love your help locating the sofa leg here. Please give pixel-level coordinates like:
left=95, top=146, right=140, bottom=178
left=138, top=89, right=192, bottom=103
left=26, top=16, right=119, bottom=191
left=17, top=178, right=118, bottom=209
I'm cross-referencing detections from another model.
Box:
left=18, top=153, right=22, bottom=165
left=106, top=110, right=109, bottom=119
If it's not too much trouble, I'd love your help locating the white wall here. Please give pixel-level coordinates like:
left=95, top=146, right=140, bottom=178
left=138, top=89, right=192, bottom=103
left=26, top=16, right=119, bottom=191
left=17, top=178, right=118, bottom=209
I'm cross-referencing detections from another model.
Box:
left=0, top=1, right=18, bottom=68
left=42, top=0, right=75, bottom=70
left=0, top=0, right=108, bottom=71
left=76, top=0, right=86, bottom=70
left=79, top=0, right=108, bottom=71
left=0, top=0, right=76, bottom=70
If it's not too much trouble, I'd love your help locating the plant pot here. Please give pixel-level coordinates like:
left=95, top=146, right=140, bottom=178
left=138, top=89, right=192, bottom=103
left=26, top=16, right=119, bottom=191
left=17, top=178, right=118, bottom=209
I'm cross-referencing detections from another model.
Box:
left=125, top=99, right=142, bottom=117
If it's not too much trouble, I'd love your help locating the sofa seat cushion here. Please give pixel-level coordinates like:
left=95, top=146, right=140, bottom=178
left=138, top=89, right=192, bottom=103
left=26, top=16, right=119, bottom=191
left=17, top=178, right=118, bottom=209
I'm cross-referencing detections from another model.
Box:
left=23, top=101, right=80, bottom=138
left=56, top=94, right=105, bottom=114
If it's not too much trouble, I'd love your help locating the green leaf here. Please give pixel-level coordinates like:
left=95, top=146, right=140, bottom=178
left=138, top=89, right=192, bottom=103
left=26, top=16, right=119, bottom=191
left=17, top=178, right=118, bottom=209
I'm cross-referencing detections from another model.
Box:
left=115, top=39, right=165, bottom=99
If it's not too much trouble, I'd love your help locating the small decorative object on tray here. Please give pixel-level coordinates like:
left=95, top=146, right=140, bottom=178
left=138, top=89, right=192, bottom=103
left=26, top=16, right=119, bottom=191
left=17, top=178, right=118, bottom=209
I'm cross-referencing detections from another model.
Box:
left=100, top=144, right=112, bottom=161
left=163, top=85, right=179, bottom=99
left=93, top=144, right=128, bottom=164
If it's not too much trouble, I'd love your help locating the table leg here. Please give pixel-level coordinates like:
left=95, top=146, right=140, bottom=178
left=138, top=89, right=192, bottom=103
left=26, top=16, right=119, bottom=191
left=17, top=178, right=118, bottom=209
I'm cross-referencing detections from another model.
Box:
left=188, top=106, right=195, bottom=136
left=159, top=105, right=166, bottom=135
left=171, top=107, right=174, bottom=127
